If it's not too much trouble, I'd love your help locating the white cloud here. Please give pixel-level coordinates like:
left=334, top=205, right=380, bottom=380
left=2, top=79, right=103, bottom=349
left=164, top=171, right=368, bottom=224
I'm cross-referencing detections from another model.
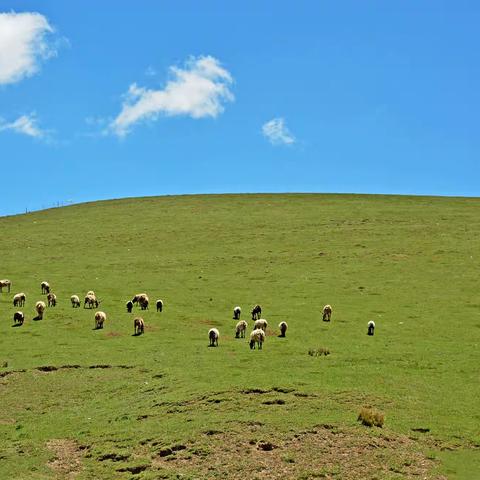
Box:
left=0, top=12, right=57, bottom=85
left=0, top=113, right=47, bottom=138
left=110, top=55, right=234, bottom=137
left=262, top=117, right=296, bottom=146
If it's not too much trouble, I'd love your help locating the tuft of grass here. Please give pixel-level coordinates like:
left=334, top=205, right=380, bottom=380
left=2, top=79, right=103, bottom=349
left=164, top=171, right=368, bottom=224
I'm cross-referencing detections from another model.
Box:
left=308, top=347, right=330, bottom=357
left=358, top=407, right=385, bottom=427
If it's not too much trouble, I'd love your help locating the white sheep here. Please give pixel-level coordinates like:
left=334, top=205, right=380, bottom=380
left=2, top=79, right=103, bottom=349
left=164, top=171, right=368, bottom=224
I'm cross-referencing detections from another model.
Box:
left=132, top=293, right=147, bottom=305
left=41, top=281, right=50, bottom=294
left=94, top=311, right=106, bottom=329
left=254, top=318, right=268, bottom=332
left=208, top=328, right=219, bottom=347
left=86, top=290, right=95, bottom=297
left=84, top=294, right=98, bottom=309
left=0, top=279, right=11, bottom=293
left=279, top=321, right=288, bottom=337
left=13, top=292, right=26, bottom=307
left=13, top=311, right=24, bottom=326
left=35, top=301, right=46, bottom=320
left=156, top=299, right=163, bottom=312
left=71, top=295, right=81, bottom=308
left=249, top=328, right=265, bottom=350
left=322, top=304, right=332, bottom=322
left=367, top=320, right=375, bottom=336
left=235, top=320, right=247, bottom=338
left=134, top=317, right=145, bottom=335
left=47, top=292, right=57, bottom=307
left=233, top=306, right=241, bottom=320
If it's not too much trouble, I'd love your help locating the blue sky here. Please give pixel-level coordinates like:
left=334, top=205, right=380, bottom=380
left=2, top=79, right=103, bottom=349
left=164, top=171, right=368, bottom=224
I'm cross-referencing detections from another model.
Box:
left=0, top=1, right=479, bottom=216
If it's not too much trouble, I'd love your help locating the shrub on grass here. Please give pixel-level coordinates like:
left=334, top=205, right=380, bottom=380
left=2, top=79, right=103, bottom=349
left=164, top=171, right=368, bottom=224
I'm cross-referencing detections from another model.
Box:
left=358, top=407, right=385, bottom=427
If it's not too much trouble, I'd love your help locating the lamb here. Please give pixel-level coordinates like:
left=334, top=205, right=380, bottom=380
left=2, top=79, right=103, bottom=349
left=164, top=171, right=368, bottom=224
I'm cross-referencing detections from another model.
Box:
left=156, top=299, right=163, bottom=312
left=322, top=304, right=332, bottom=322
left=13, top=311, right=24, bottom=326
left=250, top=328, right=265, bottom=350
left=0, top=279, right=11, bottom=293
left=139, top=295, right=149, bottom=310
left=41, top=281, right=50, bottom=294
left=233, top=306, right=241, bottom=320
left=367, top=320, right=375, bottom=336
left=208, top=328, right=219, bottom=347
left=235, top=320, right=247, bottom=338
left=134, top=317, right=145, bottom=335
left=126, top=300, right=133, bottom=313
left=13, top=292, right=26, bottom=307
left=47, top=292, right=57, bottom=307
left=279, top=321, right=288, bottom=337
left=254, top=318, right=268, bottom=332
left=70, top=295, right=81, bottom=308
left=35, top=301, right=46, bottom=320
left=84, top=294, right=98, bottom=309
left=251, top=304, right=262, bottom=320
left=94, top=311, right=106, bottom=329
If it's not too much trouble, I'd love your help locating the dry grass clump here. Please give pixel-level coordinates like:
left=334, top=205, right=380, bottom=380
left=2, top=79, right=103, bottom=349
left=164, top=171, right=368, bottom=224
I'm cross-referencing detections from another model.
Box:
left=308, top=347, right=330, bottom=357
left=358, top=407, right=385, bottom=427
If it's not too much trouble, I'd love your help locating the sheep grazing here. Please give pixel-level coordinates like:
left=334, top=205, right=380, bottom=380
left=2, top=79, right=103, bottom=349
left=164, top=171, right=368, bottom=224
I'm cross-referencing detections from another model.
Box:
left=126, top=300, right=133, bottom=313
left=251, top=304, right=262, bottom=320
left=47, top=292, right=57, bottom=307
left=235, top=320, right=247, bottom=338
left=367, top=320, right=375, bottom=336
left=41, top=281, right=50, bottom=294
left=94, top=311, right=106, bottom=329
left=134, top=317, right=145, bottom=335
left=208, top=328, right=219, bottom=347
left=279, top=321, right=288, bottom=337
left=70, top=295, right=81, bottom=308
left=233, top=306, right=241, bottom=320
left=35, top=301, right=46, bottom=320
left=13, top=292, right=26, bottom=307
left=0, top=279, right=11, bottom=293
left=139, top=295, right=149, bottom=311
left=322, top=304, right=332, bottom=322
left=13, top=311, right=24, bottom=326
left=254, top=318, right=268, bottom=332
left=84, top=294, right=98, bottom=309
left=250, top=328, right=265, bottom=350
left=156, top=299, right=163, bottom=312
left=132, top=293, right=147, bottom=305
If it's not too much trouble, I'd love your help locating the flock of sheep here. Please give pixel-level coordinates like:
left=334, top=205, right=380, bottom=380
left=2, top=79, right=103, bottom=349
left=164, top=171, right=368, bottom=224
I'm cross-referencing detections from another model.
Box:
left=1, top=278, right=376, bottom=346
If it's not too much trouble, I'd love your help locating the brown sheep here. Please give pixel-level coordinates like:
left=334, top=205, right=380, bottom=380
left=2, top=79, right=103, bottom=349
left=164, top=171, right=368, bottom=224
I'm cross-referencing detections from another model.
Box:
left=13, top=311, right=24, bottom=326
left=139, top=295, right=149, bottom=310
left=251, top=304, right=262, bottom=320
left=0, top=279, right=12, bottom=293
left=13, top=292, right=26, bottom=307
left=47, top=292, right=57, bottom=307
left=134, top=317, right=145, bottom=335
left=35, top=301, right=46, bottom=320
left=132, top=293, right=147, bottom=305
left=235, top=320, right=247, bottom=338
left=41, top=281, right=50, bottom=294
left=322, top=304, right=332, bottom=322
left=94, top=311, right=106, bottom=329
left=126, top=300, right=133, bottom=313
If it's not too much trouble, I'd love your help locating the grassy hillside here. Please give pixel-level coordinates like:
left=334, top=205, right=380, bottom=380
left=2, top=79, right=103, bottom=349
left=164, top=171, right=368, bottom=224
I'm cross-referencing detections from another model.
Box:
left=0, top=194, right=479, bottom=479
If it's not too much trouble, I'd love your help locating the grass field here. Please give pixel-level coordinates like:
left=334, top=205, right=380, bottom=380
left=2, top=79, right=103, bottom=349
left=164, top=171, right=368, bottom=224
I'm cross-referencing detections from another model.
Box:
left=0, top=193, right=479, bottom=479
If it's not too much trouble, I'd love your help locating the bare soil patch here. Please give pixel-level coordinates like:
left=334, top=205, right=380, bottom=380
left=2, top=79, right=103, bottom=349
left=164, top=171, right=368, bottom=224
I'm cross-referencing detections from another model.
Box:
left=47, top=439, right=83, bottom=479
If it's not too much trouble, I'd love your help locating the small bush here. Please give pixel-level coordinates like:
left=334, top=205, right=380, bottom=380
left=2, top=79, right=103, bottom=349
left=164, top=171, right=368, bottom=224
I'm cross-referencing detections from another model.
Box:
left=308, top=347, right=330, bottom=357
left=358, top=407, right=385, bottom=427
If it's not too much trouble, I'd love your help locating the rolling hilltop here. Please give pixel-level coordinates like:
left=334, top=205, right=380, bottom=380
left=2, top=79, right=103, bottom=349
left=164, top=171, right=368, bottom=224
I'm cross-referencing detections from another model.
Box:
left=0, top=194, right=479, bottom=479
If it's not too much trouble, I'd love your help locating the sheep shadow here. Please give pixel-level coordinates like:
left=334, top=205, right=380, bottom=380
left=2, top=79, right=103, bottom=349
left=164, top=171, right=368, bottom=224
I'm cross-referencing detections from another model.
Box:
left=207, top=344, right=219, bottom=348
left=33, top=316, right=42, bottom=321
left=132, top=332, right=144, bottom=337
left=92, top=326, right=104, bottom=330
left=11, top=323, right=23, bottom=328
left=277, top=334, right=286, bottom=338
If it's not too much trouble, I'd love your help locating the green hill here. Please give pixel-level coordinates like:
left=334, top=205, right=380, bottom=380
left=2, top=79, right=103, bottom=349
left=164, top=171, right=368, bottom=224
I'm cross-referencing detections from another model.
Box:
left=0, top=194, right=479, bottom=479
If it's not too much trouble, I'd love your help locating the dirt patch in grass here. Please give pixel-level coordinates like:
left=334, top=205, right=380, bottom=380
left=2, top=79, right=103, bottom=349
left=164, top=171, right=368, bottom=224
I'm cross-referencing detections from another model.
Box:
left=47, top=439, right=83, bottom=478
left=105, top=331, right=123, bottom=337
left=151, top=425, right=446, bottom=479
